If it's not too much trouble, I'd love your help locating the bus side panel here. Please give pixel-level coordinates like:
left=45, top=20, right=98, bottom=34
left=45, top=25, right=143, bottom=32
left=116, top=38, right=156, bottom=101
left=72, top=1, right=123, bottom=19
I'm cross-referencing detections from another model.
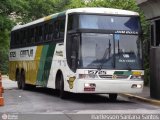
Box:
left=9, top=46, right=42, bottom=85
left=25, top=46, right=43, bottom=85
left=9, top=61, right=18, bottom=81
left=47, top=43, right=70, bottom=89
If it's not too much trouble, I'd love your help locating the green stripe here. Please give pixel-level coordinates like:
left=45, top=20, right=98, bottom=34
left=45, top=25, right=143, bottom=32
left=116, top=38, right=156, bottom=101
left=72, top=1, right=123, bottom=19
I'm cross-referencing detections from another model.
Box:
left=50, top=11, right=65, bottom=20
left=114, top=71, right=132, bottom=76
left=57, top=11, right=66, bottom=17
left=43, top=44, right=56, bottom=86
left=36, top=45, right=49, bottom=86
left=36, top=44, right=56, bottom=86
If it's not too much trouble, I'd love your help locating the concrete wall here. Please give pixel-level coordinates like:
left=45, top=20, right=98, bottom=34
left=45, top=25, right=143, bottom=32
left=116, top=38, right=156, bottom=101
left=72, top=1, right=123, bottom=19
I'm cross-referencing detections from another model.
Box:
left=137, top=0, right=160, bottom=99
left=137, top=0, right=160, bottom=20
left=136, top=0, right=147, bottom=4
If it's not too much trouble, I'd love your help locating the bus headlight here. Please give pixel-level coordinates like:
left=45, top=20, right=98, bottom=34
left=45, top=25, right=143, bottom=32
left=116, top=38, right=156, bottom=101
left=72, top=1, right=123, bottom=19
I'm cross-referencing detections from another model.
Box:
left=79, top=74, right=98, bottom=79
left=131, top=84, right=142, bottom=88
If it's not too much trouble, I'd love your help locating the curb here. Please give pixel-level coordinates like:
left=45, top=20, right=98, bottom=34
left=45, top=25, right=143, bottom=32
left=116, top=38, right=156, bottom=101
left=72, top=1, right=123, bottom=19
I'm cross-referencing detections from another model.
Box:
left=120, top=93, right=160, bottom=106
left=2, top=75, right=8, bottom=78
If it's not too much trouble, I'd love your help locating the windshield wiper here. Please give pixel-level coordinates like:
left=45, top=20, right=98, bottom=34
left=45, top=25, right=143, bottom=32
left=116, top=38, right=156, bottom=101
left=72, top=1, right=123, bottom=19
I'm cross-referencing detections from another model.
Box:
left=98, top=40, right=111, bottom=70
left=117, top=40, right=131, bottom=71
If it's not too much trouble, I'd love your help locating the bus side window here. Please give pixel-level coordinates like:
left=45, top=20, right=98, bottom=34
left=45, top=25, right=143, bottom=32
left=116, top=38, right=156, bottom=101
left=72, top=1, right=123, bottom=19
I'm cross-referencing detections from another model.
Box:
left=31, top=28, right=35, bottom=44
left=12, top=32, right=15, bottom=48
left=59, top=18, right=65, bottom=39
left=48, top=23, right=53, bottom=41
left=38, top=25, right=43, bottom=43
left=11, top=32, right=15, bottom=48
left=27, top=28, right=31, bottom=45
left=10, top=32, right=13, bottom=48
left=25, top=30, right=28, bottom=45
left=15, top=31, right=20, bottom=47
left=44, top=23, right=49, bottom=42
left=71, top=34, right=80, bottom=71
left=21, top=30, right=24, bottom=46
left=33, top=28, right=36, bottom=44
left=35, top=26, right=39, bottom=43
left=19, top=30, right=23, bottom=47
left=68, top=15, right=78, bottom=31
left=52, top=18, right=65, bottom=40
left=53, top=21, right=60, bottom=40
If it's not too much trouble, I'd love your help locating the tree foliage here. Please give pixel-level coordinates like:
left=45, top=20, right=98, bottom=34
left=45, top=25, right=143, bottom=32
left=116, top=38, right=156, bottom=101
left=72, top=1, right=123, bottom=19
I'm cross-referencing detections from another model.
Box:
left=19, top=0, right=69, bottom=22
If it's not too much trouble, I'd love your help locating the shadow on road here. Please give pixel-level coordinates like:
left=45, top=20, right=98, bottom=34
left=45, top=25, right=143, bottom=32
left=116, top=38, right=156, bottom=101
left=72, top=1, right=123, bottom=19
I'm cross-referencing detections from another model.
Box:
left=16, top=86, right=134, bottom=104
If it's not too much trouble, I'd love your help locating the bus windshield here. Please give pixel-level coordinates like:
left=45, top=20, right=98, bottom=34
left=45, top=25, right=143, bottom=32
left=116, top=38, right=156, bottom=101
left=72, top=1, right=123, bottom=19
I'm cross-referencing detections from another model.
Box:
left=67, top=14, right=142, bottom=71
left=79, top=33, right=142, bottom=70
left=79, top=15, right=140, bottom=32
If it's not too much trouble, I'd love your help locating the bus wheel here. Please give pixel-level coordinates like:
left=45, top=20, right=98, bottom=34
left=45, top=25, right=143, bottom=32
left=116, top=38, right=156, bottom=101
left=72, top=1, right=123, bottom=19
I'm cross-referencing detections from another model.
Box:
left=21, top=71, right=27, bottom=90
left=17, top=72, right=22, bottom=89
left=109, top=94, right=118, bottom=102
left=59, top=75, right=67, bottom=99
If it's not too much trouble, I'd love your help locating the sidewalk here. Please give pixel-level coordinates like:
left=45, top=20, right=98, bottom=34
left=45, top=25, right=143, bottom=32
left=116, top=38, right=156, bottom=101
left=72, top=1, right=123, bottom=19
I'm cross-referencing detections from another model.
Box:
left=1, top=75, right=17, bottom=89
left=121, top=86, right=160, bottom=106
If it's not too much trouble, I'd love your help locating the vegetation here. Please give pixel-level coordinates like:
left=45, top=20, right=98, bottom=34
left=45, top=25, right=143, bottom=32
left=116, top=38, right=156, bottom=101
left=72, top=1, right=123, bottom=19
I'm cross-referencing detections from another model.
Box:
left=0, top=0, right=149, bottom=85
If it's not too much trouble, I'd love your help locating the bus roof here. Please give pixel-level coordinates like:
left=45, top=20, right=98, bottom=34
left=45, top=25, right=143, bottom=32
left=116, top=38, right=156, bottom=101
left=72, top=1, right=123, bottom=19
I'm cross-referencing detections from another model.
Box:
left=12, top=7, right=139, bottom=31
left=66, top=7, right=139, bottom=16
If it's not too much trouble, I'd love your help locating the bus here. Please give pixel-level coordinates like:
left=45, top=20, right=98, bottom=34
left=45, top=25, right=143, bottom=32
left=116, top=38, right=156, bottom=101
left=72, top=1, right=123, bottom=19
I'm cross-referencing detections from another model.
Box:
left=9, top=8, right=144, bottom=101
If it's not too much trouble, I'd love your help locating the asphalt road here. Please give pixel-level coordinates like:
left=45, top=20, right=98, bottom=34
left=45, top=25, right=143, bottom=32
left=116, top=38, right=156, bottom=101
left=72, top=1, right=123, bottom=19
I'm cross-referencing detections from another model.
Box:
left=1, top=77, right=160, bottom=120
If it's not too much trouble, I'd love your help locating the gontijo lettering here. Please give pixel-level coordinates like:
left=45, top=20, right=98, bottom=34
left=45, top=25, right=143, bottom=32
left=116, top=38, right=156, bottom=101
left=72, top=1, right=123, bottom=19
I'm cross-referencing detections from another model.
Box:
left=20, top=49, right=33, bottom=57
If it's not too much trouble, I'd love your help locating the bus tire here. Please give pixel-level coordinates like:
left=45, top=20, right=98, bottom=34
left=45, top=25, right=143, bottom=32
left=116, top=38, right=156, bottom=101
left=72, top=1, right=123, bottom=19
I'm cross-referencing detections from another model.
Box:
left=109, top=93, right=118, bottom=102
left=16, top=72, right=22, bottom=89
left=59, top=75, right=67, bottom=99
left=21, top=71, right=27, bottom=90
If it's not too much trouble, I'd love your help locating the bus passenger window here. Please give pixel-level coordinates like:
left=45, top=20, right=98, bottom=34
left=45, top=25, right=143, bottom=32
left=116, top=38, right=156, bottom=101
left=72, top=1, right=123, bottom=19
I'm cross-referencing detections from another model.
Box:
left=25, top=30, right=28, bottom=45
left=22, top=30, right=25, bottom=46
left=44, top=23, right=49, bottom=41
left=59, top=19, right=65, bottom=38
left=48, top=24, right=53, bottom=41
left=10, top=32, right=14, bottom=48
left=15, top=32, right=20, bottom=46
left=19, top=31, right=22, bottom=46
left=38, top=26, right=43, bottom=42
left=27, top=28, right=31, bottom=44
left=31, top=28, right=35, bottom=44
left=53, top=21, right=60, bottom=39
left=68, top=15, right=78, bottom=31
left=19, top=30, right=24, bottom=46
left=35, top=26, right=39, bottom=43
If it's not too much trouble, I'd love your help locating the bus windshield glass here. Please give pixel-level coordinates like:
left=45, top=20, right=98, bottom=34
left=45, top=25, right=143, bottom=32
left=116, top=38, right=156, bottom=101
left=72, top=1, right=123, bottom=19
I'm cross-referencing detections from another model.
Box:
left=79, top=15, right=140, bottom=32
left=79, top=33, right=142, bottom=70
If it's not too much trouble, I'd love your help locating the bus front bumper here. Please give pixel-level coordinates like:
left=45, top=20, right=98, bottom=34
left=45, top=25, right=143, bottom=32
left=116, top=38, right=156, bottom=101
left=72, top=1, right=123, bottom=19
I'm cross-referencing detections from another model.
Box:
left=74, top=79, right=143, bottom=94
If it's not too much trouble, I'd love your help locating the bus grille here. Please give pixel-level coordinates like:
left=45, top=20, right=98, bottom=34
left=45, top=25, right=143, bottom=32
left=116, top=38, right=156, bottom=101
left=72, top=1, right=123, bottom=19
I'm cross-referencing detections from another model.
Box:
left=99, top=75, right=112, bottom=78
left=99, top=75, right=129, bottom=79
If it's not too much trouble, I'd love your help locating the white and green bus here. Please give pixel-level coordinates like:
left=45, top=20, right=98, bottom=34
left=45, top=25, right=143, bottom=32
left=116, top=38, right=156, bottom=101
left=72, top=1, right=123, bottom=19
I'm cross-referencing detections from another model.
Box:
left=9, top=8, right=144, bottom=100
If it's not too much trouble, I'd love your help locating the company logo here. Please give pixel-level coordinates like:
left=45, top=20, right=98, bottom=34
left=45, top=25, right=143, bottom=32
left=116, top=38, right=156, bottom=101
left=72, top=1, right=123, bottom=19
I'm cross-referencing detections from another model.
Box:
left=56, top=51, right=63, bottom=56
left=1, top=113, right=18, bottom=120
left=123, top=54, right=129, bottom=58
left=20, top=49, right=33, bottom=57
left=2, top=114, right=8, bottom=120
left=67, top=77, right=76, bottom=89
left=88, top=70, right=107, bottom=75
left=10, top=51, right=16, bottom=58
left=112, top=75, right=117, bottom=79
